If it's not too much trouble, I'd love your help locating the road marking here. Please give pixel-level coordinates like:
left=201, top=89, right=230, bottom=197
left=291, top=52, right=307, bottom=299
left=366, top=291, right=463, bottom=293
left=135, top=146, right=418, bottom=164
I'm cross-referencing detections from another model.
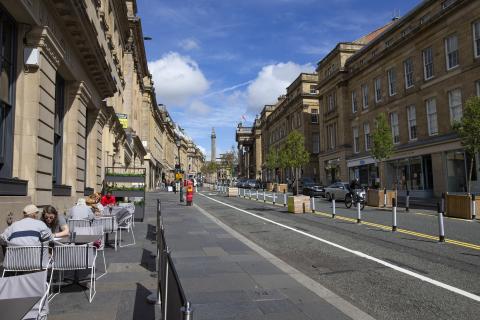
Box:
left=193, top=202, right=376, bottom=320
left=199, top=193, right=480, bottom=303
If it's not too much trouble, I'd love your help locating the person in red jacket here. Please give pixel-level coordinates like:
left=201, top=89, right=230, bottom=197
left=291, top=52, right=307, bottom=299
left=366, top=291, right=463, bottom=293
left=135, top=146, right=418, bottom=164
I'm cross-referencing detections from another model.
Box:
left=101, top=191, right=116, bottom=207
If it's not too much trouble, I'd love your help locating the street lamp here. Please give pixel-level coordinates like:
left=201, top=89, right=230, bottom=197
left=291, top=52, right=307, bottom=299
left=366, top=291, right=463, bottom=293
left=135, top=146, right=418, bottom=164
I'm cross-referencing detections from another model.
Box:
left=175, top=136, right=184, bottom=202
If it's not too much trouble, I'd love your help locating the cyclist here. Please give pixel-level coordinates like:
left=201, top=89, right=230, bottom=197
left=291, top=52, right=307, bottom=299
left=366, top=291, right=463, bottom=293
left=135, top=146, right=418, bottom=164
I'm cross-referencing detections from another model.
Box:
left=349, top=178, right=361, bottom=193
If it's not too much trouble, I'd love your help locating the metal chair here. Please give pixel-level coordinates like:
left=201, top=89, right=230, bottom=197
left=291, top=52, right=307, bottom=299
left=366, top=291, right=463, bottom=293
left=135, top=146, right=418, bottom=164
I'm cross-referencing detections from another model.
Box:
left=51, top=243, right=97, bottom=302
left=0, top=270, right=50, bottom=320
left=118, top=213, right=135, bottom=248
left=92, top=215, right=118, bottom=250
left=2, top=245, right=51, bottom=277
left=67, top=219, right=91, bottom=234
left=74, top=225, right=107, bottom=280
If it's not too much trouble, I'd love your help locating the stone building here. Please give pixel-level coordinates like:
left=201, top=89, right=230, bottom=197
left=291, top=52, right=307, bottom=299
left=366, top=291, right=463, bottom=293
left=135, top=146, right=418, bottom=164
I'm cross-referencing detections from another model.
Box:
left=0, top=0, right=204, bottom=229
left=318, top=0, right=480, bottom=198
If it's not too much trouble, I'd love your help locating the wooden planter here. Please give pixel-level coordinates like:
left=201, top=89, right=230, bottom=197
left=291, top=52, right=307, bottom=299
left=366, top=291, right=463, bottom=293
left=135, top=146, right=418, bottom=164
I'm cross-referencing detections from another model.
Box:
left=277, top=184, right=287, bottom=193
left=227, top=187, right=238, bottom=197
left=287, top=195, right=311, bottom=214
left=266, top=183, right=274, bottom=192
left=445, top=194, right=473, bottom=219
left=367, top=189, right=395, bottom=207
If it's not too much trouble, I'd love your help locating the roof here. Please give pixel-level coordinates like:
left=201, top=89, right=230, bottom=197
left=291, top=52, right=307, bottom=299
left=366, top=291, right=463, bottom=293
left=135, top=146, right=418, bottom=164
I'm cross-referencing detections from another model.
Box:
left=353, top=20, right=396, bottom=45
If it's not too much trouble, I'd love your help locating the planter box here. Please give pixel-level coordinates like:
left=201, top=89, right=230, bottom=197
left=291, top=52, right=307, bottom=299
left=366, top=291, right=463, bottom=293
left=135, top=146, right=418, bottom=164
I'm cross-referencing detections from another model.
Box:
left=277, top=184, right=288, bottom=193
left=111, top=190, right=145, bottom=197
left=367, top=189, right=395, bottom=207
left=134, top=204, right=145, bottom=222
left=52, top=184, right=72, bottom=197
left=104, top=175, right=145, bottom=183
left=0, top=178, right=28, bottom=196
left=445, top=194, right=473, bottom=219
left=227, top=187, right=238, bottom=197
left=287, top=195, right=310, bottom=214
left=266, top=183, right=274, bottom=192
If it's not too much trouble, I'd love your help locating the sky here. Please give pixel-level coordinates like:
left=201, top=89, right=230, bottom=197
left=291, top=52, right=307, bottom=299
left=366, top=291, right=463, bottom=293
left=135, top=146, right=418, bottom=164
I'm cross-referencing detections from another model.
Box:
left=138, top=0, right=420, bottom=159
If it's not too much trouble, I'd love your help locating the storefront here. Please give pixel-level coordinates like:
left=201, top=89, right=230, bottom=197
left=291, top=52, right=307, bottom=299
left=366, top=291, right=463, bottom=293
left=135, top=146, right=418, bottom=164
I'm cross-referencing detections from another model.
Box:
left=324, top=158, right=341, bottom=185
left=347, top=157, right=378, bottom=187
left=445, top=150, right=478, bottom=193
left=385, top=155, right=433, bottom=198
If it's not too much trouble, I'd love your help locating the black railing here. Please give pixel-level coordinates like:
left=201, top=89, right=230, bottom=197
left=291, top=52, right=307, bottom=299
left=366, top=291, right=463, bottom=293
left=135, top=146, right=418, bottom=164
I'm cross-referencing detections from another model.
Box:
left=149, top=199, right=193, bottom=319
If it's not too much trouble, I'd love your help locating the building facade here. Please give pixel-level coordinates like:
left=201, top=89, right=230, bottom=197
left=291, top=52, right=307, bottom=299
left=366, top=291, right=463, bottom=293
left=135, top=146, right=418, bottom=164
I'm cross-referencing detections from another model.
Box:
left=318, top=0, right=480, bottom=198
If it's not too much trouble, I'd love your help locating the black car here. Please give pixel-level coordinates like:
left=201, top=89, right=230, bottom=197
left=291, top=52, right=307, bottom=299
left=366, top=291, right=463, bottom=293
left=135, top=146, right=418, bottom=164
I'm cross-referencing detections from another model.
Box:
left=236, top=178, right=247, bottom=188
left=302, top=183, right=325, bottom=197
left=245, top=179, right=260, bottom=189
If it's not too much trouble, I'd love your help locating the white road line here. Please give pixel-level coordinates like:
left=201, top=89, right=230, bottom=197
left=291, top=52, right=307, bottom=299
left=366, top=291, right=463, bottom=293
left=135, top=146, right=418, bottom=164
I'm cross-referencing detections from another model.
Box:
left=199, top=193, right=480, bottom=303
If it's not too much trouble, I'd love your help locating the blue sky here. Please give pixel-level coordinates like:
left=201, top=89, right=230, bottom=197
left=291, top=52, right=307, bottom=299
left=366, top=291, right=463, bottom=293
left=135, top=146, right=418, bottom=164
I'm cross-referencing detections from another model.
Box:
left=138, top=0, right=420, bottom=159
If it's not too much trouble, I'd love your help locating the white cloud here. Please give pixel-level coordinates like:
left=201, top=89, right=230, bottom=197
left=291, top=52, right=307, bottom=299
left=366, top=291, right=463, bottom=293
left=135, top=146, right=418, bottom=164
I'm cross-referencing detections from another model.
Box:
left=187, top=101, right=211, bottom=115
left=245, top=61, right=315, bottom=113
left=179, top=38, right=200, bottom=51
left=148, top=52, right=209, bottom=105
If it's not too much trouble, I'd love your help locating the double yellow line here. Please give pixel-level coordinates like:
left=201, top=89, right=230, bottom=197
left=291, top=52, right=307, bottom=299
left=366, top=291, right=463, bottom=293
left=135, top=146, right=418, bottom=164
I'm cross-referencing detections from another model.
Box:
left=312, top=210, right=480, bottom=251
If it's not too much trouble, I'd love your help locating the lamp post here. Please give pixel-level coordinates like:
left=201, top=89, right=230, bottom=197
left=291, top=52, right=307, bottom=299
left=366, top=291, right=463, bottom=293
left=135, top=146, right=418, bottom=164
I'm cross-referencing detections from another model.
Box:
left=175, top=137, right=184, bottom=202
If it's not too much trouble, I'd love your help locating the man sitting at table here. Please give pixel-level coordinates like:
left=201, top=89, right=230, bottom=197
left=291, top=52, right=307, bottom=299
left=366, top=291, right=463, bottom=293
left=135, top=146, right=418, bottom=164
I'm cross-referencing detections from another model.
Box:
left=68, top=198, right=95, bottom=220
left=101, top=191, right=116, bottom=207
left=0, top=204, right=52, bottom=245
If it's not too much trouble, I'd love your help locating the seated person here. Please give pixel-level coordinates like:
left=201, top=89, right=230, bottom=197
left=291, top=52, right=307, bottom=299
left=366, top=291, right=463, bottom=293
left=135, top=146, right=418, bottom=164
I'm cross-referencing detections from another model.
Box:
left=0, top=205, right=52, bottom=246
left=86, top=193, right=104, bottom=215
left=100, top=191, right=116, bottom=207
left=41, top=205, right=69, bottom=238
left=68, top=198, right=95, bottom=220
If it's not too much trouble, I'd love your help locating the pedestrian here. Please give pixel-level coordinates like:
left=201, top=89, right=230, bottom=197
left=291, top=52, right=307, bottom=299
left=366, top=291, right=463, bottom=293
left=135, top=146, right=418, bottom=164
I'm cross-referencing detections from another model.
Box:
left=68, top=198, right=95, bottom=220
left=41, top=205, right=70, bottom=239
left=100, top=191, right=116, bottom=207
left=1, top=204, right=52, bottom=246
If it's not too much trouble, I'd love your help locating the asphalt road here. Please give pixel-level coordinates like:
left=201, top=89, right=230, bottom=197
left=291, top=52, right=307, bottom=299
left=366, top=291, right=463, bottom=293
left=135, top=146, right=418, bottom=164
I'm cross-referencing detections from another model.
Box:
left=195, top=188, right=480, bottom=320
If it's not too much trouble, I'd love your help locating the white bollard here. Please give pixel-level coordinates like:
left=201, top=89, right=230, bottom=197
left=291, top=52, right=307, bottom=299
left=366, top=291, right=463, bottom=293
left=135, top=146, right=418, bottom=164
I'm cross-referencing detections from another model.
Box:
left=357, top=200, right=361, bottom=223
left=405, top=190, right=410, bottom=212
left=472, top=194, right=477, bottom=220
left=283, top=191, right=287, bottom=207
left=311, top=196, right=315, bottom=213
left=249, top=189, right=252, bottom=199
left=273, top=192, right=276, bottom=205
left=332, top=194, right=336, bottom=218
left=383, top=188, right=387, bottom=208
left=256, top=189, right=259, bottom=201
left=392, top=198, right=397, bottom=232
left=437, top=202, right=445, bottom=242
left=263, top=190, right=266, bottom=202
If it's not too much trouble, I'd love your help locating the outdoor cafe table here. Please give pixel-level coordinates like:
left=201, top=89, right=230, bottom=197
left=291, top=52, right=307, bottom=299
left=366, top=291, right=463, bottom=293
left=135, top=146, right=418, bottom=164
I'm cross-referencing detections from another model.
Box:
left=0, top=296, right=41, bottom=320
left=55, top=234, right=102, bottom=245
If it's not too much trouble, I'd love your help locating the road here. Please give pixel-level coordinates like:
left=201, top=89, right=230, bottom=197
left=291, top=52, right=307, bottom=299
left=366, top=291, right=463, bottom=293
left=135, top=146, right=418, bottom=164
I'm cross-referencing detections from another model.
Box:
left=195, top=187, right=480, bottom=320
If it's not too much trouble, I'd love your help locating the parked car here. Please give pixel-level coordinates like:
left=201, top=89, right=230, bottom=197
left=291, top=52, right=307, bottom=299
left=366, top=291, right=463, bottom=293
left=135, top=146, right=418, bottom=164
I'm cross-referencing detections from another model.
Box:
left=236, top=178, right=247, bottom=188
left=302, top=183, right=325, bottom=197
left=324, top=182, right=350, bottom=201
left=245, top=179, right=260, bottom=189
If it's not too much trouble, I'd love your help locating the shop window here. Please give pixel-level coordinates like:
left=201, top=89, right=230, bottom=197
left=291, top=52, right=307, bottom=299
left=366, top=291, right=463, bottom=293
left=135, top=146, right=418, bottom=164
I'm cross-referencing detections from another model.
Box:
left=446, top=150, right=467, bottom=192
left=0, top=10, right=15, bottom=178
left=53, top=74, right=65, bottom=185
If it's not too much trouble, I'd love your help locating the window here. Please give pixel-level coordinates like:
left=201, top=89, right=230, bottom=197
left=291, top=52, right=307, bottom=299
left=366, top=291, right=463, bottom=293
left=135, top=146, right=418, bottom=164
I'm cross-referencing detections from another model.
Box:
left=0, top=10, right=15, bottom=178
left=423, top=47, right=434, bottom=80
left=327, top=123, right=337, bottom=150
left=53, top=73, right=65, bottom=185
left=361, top=84, right=369, bottom=109
left=448, top=88, right=462, bottom=124
left=442, top=0, right=456, bottom=9
left=390, top=112, right=400, bottom=144
left=363, top=122, right=371, bottom=151
left=327, top=93, right=335, bottom=111
left=374, top=78, right=382, bottom=103
left=477, top=81, right=480, bottom=96
left=445, top=35, right=459, bottom=70
left=353, top=127, right=359, bottom=153
left=426, top=98, right=438, bottom=136
left=473, top=21, right=480, bottom=58
left=387, top=68, right=397, bottom=96
left=407, top=105, right=417, bottom=141
left=312, top=133, right=320, bottom=154
left=351, top=91, right=358, bottom=113
left=404, top=58, right=414, bottom=88
left=309, top=85, right=317, bottom=94
left=311, top=109, right=319, bottom=124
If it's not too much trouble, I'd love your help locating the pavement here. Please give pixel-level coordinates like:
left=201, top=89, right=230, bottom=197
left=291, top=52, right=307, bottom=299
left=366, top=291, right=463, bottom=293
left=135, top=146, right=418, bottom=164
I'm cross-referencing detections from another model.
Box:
left=160, top=191, right=366, bottom=320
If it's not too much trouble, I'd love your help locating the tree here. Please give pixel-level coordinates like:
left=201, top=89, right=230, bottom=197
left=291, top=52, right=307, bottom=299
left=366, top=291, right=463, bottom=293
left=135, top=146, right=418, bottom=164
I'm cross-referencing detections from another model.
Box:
left=371, top=112, right=394, bottom=189
left=265, top=146, right=280, bottom=183
left=453, top=96, right=480, bottom=193
left=279, top=130, right=310, bottom=195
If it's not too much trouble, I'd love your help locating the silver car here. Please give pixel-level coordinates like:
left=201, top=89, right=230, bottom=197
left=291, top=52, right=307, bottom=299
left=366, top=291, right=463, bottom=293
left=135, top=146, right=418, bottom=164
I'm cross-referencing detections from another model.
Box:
left=324, top=182, right=350, bottom=201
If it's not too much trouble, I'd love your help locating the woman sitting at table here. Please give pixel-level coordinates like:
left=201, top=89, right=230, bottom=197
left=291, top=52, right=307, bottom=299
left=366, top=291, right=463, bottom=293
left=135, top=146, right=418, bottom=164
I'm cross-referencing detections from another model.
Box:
left=41, top=206, right=70, bottom=238
left=86, top=193, right=104, bottom=215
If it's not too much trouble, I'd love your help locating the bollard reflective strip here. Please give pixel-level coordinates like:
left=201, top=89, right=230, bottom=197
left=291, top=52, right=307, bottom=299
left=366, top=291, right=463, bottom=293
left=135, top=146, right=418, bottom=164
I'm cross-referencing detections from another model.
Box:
left=437, top=202, right=445, bottom=242
left=182, top=301, right=193, bottom=320
left=392, top=198, right=397, bottom=232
